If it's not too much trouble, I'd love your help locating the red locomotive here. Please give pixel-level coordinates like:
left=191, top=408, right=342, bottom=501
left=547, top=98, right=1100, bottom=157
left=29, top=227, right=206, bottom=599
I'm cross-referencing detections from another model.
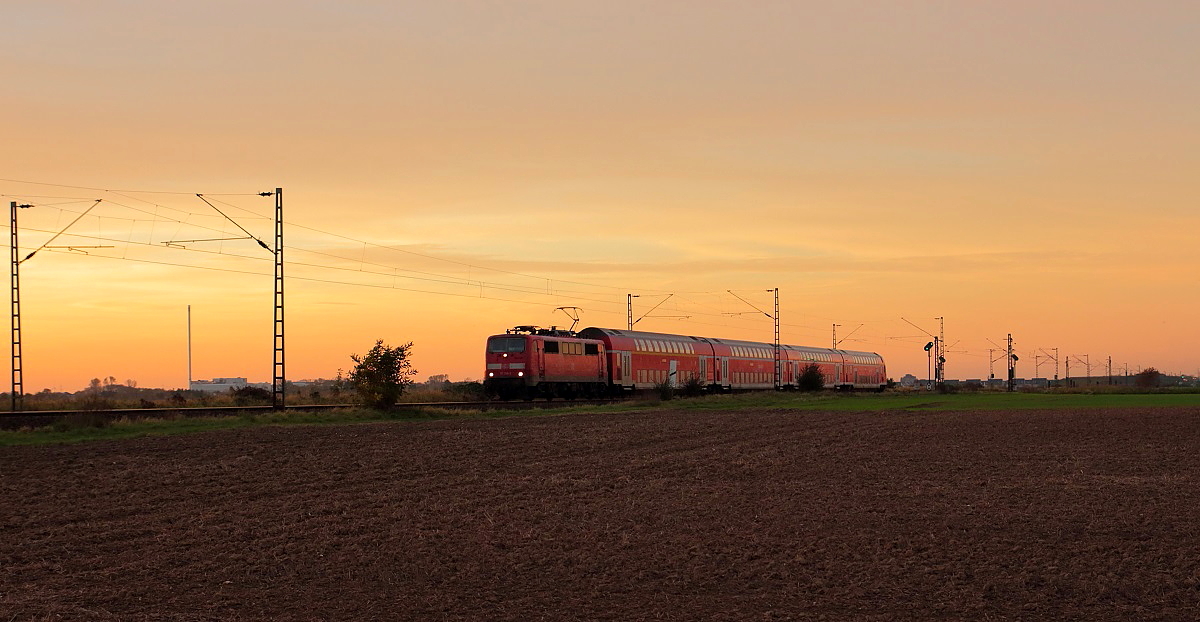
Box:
left=484, top=325, right=886, bottom=399
left=483, top=326, right=608, bottom=400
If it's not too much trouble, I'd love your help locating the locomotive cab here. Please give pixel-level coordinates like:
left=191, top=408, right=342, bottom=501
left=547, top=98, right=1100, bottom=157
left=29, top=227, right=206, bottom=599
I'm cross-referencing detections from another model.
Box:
left=483, top=326, right=608, bottom=400
left=483, top=333, right=533, bottom=399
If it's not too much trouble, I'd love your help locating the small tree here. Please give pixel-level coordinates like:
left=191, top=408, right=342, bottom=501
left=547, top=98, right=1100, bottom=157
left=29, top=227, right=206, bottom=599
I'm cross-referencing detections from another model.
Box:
left=1135, top=367, right=1162, bottom=389
left=798, top=363, right=825, bottom=392
left=349, top=340, right=417, bottom=408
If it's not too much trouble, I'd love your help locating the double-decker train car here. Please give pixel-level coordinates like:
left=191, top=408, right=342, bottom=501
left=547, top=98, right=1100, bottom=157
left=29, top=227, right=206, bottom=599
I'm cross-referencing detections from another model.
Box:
left=483, top=326, right=607, bottom=400
left=576, top=327, right=886, bottom=392
left=484, top=325, right=886, bottom=399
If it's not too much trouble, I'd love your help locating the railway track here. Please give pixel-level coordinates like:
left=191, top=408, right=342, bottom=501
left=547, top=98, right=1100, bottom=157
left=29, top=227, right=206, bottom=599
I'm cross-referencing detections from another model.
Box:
left=0, top=399, right=624, bottom=431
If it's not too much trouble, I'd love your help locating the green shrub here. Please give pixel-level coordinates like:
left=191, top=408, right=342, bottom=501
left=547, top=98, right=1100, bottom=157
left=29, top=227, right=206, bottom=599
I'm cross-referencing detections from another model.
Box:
left=679, top=376, right=706, bottom=397
left=798, top=364, right=824, bottom=392
left=231, top=385, right=273, bottom=406
left=349, top=339, right=417, bottom=408
left=654, top=379, right=674, bottom=401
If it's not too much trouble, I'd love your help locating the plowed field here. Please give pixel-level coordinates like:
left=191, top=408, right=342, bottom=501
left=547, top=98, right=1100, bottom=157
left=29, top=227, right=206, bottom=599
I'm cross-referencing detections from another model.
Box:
left=3, top=407, right=1199, bottom=620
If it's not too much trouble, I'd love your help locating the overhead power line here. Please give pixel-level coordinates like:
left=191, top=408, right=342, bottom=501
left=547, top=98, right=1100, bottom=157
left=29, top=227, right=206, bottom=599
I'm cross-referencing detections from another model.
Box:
left=4, top=181, right=923, bottom=350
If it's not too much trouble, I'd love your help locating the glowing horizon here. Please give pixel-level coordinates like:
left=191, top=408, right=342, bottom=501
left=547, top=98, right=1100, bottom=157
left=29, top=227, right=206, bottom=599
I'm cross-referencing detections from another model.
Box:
left=3, top=1, right=1198, bottom=391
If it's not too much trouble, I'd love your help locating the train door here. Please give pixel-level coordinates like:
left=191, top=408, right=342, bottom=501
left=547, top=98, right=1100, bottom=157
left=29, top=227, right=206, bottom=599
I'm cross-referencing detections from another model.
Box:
left=536, top=340, right=546, bottom=380
left=699, top=357, right=707, bottom=383
left=668, top=360, right=677, bottom=387
left=720, top=358, right=729, bottom=385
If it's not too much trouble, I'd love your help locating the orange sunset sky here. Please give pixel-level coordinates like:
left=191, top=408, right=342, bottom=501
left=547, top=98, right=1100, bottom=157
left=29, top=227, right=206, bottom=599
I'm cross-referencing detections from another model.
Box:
left=2, top=1, right=1198, bottom=391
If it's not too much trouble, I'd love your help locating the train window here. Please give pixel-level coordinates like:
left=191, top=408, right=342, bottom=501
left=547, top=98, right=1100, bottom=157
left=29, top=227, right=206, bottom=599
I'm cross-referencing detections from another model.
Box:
left=585, top=343, right=599, bottom=355
left=487, top=337, right=526, bottom=353
left=544, top=340, right=559, bottom=354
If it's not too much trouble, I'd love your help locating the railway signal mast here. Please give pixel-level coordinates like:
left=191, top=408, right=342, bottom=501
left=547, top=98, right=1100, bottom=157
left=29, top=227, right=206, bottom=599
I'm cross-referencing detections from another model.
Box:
left=1039, top=348, right=1059, bottom=386
left=10, top=201, right=29, bottom=411
left=833, top=323, right=863, bottom=350
left=10, top=199, right=105, bottom=411
left=193, top=189, right=285, bottom=408
left=728, top=289, right=780, bottom=389
left=771, top=288, right=779, bottom=390
left=924, top=340, right=935, bottom=389
left=1007, top=333, right=1018, bottom=392
left=903, top=317, right=945, bottom=389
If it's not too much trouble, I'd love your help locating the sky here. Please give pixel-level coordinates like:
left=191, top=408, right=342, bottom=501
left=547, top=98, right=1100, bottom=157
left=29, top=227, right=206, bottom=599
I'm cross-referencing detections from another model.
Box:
left=2, top=0, right=1198, bottom=391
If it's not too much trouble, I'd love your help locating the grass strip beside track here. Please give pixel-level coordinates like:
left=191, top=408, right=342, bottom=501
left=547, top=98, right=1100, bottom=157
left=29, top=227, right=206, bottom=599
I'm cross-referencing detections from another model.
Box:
left=2, top=391, right=1197, bottom=447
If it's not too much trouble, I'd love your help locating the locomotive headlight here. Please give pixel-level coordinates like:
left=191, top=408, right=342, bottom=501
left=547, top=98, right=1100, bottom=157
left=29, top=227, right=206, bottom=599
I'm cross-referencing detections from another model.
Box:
left=517, top=371, right=524, bottom=377
left=488, top=372, right=494, bottom=377
left=502, top=353, right=508, bottom=358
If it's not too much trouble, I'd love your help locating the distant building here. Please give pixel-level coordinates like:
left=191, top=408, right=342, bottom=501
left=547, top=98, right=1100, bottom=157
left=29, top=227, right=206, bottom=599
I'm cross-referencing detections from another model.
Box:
left=189, top=377, right=271, bottom=393
left=899, top=374, right=919, bottom=388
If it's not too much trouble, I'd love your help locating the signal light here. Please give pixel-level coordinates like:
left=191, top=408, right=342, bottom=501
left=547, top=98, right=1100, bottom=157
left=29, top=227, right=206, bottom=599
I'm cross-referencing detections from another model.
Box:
left=924, top=342, right=934, bottom=351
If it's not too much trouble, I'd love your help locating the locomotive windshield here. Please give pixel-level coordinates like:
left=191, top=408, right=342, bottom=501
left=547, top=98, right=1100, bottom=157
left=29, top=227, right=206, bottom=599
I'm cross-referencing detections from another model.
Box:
left=487, top=337, right=526, bottom=353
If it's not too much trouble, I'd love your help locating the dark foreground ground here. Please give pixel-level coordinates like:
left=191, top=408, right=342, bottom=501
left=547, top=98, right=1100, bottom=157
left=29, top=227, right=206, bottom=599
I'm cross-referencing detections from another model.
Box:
left=2, top=407, right=1198, bottom=621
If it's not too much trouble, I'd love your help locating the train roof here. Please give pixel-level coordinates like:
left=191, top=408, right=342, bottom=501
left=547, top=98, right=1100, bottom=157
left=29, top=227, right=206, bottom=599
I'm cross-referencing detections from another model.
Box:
left=577, top=326, right=882, bottom=359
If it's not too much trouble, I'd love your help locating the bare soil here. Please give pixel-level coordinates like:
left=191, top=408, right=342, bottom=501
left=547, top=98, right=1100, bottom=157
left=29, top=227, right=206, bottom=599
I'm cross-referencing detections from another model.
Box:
left=2, top=407, right=1199, bottom=621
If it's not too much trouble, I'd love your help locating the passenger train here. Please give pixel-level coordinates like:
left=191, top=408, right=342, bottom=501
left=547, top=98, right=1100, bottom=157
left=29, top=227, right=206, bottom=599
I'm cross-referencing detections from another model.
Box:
left=484, top=325, right=887, bottom=400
